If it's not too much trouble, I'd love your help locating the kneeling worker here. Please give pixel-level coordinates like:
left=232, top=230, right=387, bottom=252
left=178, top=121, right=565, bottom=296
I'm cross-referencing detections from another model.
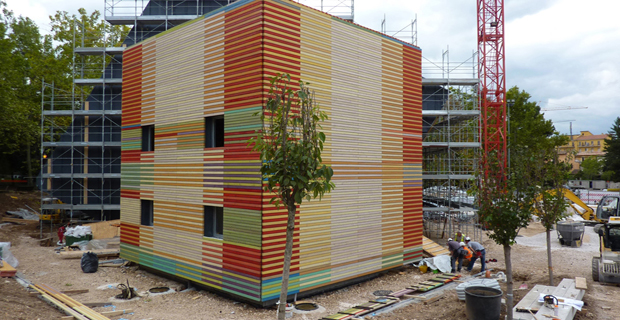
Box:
left=465, top=236, right=486, bottom=272
left=459, top=242, right=472, bottom=272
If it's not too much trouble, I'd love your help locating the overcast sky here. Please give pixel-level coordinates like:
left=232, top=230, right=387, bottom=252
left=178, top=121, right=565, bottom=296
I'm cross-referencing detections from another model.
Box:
left=6, top=0, right=618, bottom=136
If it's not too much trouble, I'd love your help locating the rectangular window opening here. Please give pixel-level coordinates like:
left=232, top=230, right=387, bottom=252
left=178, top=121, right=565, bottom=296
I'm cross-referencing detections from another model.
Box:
left=141, top=199, right=153, bottom=226
left=204, top=205, right=223, bottom=238
left=205, top=116, right=224, bottom=148
left=142, top=125, right=155, bottom=151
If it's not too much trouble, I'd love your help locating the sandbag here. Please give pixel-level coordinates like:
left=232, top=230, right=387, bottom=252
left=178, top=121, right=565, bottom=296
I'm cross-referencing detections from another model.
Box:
left=80, top=252, right=99, bottom=273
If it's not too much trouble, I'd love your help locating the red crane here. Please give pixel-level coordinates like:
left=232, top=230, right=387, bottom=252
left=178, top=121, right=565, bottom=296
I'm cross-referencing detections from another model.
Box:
left=478, top=0, right=507, bottom=182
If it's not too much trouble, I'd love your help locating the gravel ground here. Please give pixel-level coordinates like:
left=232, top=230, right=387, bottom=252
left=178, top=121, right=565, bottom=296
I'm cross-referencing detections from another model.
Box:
left=1, top=191, right=619, bottom=320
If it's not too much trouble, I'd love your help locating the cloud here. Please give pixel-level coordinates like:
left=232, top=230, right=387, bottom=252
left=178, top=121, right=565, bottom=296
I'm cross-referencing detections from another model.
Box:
left=5, top=0, right=618, bottom=135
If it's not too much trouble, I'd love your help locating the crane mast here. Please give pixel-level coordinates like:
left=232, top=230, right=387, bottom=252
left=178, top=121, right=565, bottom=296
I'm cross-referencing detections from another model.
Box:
left=478, top=0, right=507, bottom=182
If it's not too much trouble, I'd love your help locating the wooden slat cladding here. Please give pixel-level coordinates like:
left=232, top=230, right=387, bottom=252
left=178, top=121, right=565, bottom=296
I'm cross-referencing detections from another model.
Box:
left=121, top=0, right=421, bottom=305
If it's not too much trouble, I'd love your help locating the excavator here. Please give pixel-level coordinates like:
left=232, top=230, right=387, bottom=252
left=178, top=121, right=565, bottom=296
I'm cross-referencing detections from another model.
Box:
left=536, top=188, right=602, bottom=223
left=592, top=216, right=620, bottom=284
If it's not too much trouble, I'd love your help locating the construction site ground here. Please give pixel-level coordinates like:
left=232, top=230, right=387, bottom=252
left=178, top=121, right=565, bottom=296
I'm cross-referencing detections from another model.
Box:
left=1, top=191, right=618, bottom=320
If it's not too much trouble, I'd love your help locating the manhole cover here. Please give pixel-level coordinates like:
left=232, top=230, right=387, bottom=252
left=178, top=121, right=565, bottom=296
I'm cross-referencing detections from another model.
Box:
left=149, top=287, right=170, bottom=293
left=373, top=290, right=393, bottom=296
left=295, top=302, right=319, bottom=311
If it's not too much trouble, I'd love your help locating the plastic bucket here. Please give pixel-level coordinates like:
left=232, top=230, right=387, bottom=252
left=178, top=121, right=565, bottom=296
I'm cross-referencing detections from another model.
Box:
left=285, top=304, right=293, bottom=318
left=465, top=286, right=502, bottom=320
left=419, top=264, right=428, bottom=273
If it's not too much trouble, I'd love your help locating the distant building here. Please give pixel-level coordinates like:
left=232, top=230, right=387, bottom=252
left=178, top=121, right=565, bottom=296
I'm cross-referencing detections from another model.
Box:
left=558, top=131, right=608, bottom=173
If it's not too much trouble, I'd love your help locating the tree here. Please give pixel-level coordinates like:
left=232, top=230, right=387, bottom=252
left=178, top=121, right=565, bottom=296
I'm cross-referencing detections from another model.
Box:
left=0, top=2, right=51, bottom=181
left=580, top=156, right=603, bottom=180
left=476, top=86, right=569, bottom=319
left=529, top=148, right=571, bottom=286
left=603, top=117, right=620, bottom=182
left=249, top=73, right=334, bottom=320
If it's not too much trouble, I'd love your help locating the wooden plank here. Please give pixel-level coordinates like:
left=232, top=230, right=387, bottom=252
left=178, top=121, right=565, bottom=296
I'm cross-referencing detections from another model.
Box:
left=61, top=289, right=89, bottom=295
left=33, top=283, right=111, bottom=320
left=0, top=262, right=17, bottom=277
left=58, top=249, right=120, bottom=259
left=1, top=217, right=39, bottom=224
left=100, top=309, right=134, bottom=316
left=575, top=277, right=587, bottom=290
left=514, top=279, right=585, bottom=320
left=422, top=236, right=450, bottom=257
left=83, top=302, right=111, bottom=308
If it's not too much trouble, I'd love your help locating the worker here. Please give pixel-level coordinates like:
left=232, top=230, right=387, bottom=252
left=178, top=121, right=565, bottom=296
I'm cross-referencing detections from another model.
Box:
left=447, top=239, right=462, bottom=273
left=465, top=236, right=486, bottom=272
left=454, top=230, right=466, bottom=243
left=460, top=242, right=472, bottom=271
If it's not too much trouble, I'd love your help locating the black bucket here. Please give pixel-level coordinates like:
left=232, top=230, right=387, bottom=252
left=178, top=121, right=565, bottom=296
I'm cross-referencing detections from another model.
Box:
left=465, top=286, right=502, bottom=320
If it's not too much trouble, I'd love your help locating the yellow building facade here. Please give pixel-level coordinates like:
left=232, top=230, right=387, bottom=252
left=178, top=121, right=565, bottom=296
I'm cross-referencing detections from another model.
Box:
left=558, top=131, right=609, bottom=173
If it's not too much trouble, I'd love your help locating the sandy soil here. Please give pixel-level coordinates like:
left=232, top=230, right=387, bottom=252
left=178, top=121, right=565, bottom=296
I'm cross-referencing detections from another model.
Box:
left=1, top=191, right=619, bottom=320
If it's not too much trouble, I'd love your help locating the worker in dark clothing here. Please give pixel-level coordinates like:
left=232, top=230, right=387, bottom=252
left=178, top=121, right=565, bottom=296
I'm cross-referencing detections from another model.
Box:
left=465, top=236, right=486, bottom=272
left=447, top=239, right=463, bottom=273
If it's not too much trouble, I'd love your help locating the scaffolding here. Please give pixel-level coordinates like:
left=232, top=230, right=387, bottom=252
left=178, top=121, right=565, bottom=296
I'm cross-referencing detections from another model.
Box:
left=421, top=49, right=482, bottom=241
left=41, top=0, right=239, bottom=221
left=40, top=19, right=124, bottom=222
left=381, top=14, right=417, bottom=46
left=41, top=0, right=364, bottom=222
left=294, top=0, right=354, bottom=21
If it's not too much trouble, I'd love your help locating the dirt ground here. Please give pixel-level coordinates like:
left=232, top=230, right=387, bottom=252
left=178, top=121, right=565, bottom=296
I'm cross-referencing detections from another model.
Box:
left=1, top=190, right=619, bottom=320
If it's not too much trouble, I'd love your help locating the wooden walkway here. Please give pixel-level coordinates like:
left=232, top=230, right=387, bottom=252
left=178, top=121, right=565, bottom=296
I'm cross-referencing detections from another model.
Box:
left=422, top=236, right=450, bottom=257
left=513, top=278, right=585, bottom=320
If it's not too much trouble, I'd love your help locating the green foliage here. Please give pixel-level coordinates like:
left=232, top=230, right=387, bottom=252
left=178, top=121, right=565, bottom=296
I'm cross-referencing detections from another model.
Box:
left=249, top=73, right=333, bottom=320
left=475, top=86, right=573, bottom=316
left=0, top=1, right=48, bottom=175
left=476, top=87, right=572, bottom=239
left=249, top=73, right=335, bottom=207
left=0, top=2, right=129, bottom=176
left=603, top=117, right=620, bottom=182
left=580, top=156, right=603, bottom=180
left=602, top=170, right=615, bottom=182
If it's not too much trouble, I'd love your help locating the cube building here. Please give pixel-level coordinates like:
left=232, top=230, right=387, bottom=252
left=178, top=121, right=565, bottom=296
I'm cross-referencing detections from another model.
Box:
left=120, top=0, right=422, bottom=305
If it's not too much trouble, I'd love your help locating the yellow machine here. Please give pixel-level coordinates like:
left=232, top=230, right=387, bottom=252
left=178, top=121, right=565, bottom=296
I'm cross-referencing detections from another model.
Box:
left=535, top=188, right=608, bottom=223
left=40, top=197, right=65, bottom=223
left=592, top=216, right=620, bottom=284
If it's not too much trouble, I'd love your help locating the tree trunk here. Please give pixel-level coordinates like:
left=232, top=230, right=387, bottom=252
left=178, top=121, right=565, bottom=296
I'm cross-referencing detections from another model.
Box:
left=276, top=201, right=296, bottom=320
left=546, top=229, right=553, bottom=286
left=504, top=244, right=514, bottom=320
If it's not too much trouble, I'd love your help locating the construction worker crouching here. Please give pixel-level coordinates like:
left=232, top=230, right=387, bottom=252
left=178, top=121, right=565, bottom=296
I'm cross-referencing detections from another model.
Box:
left=465, top=236, right=486, bottom=272
left=447, top=239, right=470, bottom=273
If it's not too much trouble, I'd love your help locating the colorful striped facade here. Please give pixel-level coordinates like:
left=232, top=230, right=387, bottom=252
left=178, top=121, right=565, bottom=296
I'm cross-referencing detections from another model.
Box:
left=120, top=0, right=422, bottom=305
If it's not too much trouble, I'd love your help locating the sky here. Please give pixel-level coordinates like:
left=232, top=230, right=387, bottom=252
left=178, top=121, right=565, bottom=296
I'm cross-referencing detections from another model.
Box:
left=5, top=0, right=619, bottom=136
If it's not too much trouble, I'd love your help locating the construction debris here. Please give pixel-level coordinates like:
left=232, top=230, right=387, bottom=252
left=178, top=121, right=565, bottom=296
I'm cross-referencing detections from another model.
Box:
left=513, top=278, right=585, bottom=320
left=5, top=208, right=39, bottom=220
left=115, top=280, right=138, bottom=300
left=0, top=261, right=16, bottom=277
left=320, top=273, right=462, bottom=320
left=58, top=249, right=120, bottom=259
left=29, top=282, right=111, bottom=320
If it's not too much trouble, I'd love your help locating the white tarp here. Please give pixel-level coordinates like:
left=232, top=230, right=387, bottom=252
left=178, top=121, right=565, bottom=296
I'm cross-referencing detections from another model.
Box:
left=64, top=226, right=92, bottom=238
left=0, top=242, right=19, bottom=267
left=419, top=255, right=451, bottom=273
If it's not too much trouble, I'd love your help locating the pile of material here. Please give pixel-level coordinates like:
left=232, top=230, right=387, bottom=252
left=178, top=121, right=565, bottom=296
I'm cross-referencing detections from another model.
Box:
left=29, top=283, right=111, bottom=320
left=320, top=273, right=462, bottom=320
left=513, top=278, right=586, bottom=320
